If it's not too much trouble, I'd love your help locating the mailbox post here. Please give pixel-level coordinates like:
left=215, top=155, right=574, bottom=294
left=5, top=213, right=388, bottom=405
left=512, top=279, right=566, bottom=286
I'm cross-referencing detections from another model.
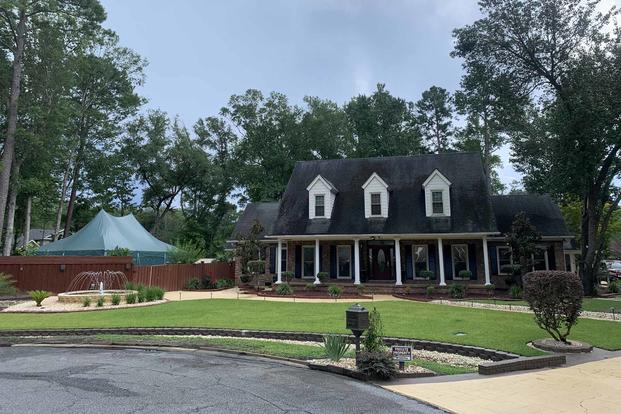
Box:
left=346, top=303, right=369, bottom=366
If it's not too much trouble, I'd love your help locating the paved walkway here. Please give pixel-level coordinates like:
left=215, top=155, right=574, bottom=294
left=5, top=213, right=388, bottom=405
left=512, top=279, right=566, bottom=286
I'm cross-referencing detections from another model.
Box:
left=383, top=355, right=621, bottom=414
left=164, top=288, right=402, bottom=303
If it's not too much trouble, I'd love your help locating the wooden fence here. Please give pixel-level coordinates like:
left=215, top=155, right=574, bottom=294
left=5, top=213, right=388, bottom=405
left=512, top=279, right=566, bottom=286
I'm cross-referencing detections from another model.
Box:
left=0, top=256, right=235, bottom=293
left=131, top=262, right=235, bottom=291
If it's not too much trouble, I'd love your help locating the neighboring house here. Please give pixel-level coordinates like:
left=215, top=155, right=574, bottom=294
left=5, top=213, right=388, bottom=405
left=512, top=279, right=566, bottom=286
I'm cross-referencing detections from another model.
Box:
left=230, top=152, right=574, bottom=287
left=16, top=228, right=64, bottom=248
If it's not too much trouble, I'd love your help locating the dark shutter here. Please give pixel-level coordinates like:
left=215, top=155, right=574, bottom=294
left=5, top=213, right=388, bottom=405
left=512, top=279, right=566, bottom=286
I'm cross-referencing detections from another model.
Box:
left=468, top=243, right=477, bottom=280
left=295, top=245, right=301, bottom=278
left=351, top=244, right=356, bottom=281
left=444, top=244, right=453, bottom=280
left=330, top=245, right=337, bottom=279
left=405, top=245, right=413, bottom=280
left=548, top=246, right=556, bottom=270
left=269, top=246, right=276, bottom=274
left=429, top=243, right=437, bottom=275
left=489, top=244, right=498, bottom=275
left=319, top=245, right=323, bottom=273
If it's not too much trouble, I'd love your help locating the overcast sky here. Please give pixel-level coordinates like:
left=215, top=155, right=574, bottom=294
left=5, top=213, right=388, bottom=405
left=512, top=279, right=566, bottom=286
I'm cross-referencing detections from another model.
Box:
left=99, top=0, right=621, bottom=187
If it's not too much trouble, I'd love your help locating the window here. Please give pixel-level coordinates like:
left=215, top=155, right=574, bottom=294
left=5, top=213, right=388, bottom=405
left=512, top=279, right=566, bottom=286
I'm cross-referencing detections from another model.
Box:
left=337, top=245, right=351, bottom=278
left=370, top=193, right=382, bottom=216
left=314, top=194, right=325, bottom=217
left=302, top=246, right=315, bottom=278
left=281, top=247, right=287, bottom=273
left=413, top=245, right=429, bottom=277
left=497, top=246, right=513, bottom=274
left=532, top=248, right=548, bottom=271
left=432, top=191, right=444, bottom=214
left=451, top=244, right=469, bottom=277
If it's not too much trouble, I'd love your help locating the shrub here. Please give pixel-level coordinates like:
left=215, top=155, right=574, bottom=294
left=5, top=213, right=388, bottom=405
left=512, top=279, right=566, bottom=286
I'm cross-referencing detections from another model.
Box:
left=356, top=284, right=366, bottom=294
left=247, top=260, right=265, bottom=275
left=485, top=283, right=496, bottom=297
left=362, top=308, right=384, bottom=352
left=0, top=273, right=17, bottom=296
left=523, top=271, right=583, bottom=343
left=82, top=296, right=91, bottom=307
left=239, top=274, right=252, bottom=284
left=322, top=334, right=350, bottom=362
left=153, top=287, right=165, bottom=300
left=201, top=276, right=215, bottom=289
left=305, top=283, right=316, bottom=290
left=282, top=271, right=294, bottom=283
left=419, top=270, right=435, bottom=280
left=317, top=272, right=329, bottom=283
left=185, top=277, right=201, bottom=290
left=426, top=285, right=435, bottom=297
left=144, top=286, right=160, bottom=302
left=328, top=285, right=342, bottom=298
left=125, top=293, right=137, bottom=304
left=167, top=240, right=206, bottom=264
left=448, top=283, right=466, bottom=299
left=510, top=284, right=523, bottom=299
left=96, top=296, right=105, bottom=307
left=609, top=280, right=621, bottom=294
left=357, top=351, right=397, bottom=380
left=458, top=270, right=472, bottom=279
left=137, top=290, right=146, bottom=303
left=403, top=286, right=411, bottom=295
left=29, top=290, right=50, bottom=306
left=215, top=279, right=235, bottom=289
left=275, top=283, right=293, bottom=296
left=110, top=293, right=121, bottom=306
left=108, top=246, right=131, bottom=256
left=125, top=281, right=137, bottom=291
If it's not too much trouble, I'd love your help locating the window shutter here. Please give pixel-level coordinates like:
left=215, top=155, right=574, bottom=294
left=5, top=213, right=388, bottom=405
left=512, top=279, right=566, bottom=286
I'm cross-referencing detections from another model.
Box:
left=468, top=243, right=477, bottom=280
left=295, top=245, right=301, bottom=278
left=269, top=246, right=276, bottom=274
left=319, top=245, right=323, bottom=272
left=444, top=245, right=453, bottom=280
left=330, top=245, right=337, bottom=278
left=351, top=244, right=356, bottom=281
left=405, top=245, right=413, bottom=280
left=548, top=246, right=556, bottom=270
left=428, top=244, right=437, bottom=275
left=489, top=245, right=498, bottom=275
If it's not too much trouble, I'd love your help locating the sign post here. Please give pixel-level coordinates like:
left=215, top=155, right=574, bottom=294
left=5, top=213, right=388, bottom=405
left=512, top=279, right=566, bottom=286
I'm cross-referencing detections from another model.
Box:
left=391, top=345, right=412, bottom=371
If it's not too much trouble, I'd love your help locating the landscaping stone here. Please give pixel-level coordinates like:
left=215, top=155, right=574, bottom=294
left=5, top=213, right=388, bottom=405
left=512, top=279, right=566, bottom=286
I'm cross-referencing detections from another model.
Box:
left=2, top=296, right=167, bottom=313
left=478, top=354, right=566, bottom=375
left=532, top=339, right=593, bottom=353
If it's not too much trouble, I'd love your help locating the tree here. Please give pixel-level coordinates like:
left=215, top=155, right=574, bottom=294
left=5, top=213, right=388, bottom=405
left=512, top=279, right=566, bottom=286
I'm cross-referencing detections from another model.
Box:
left=453, top=0, right=620, bottom=294
left=415, top=86, right=454, bottom=153
left=506, top=212, right=541, bottom=283
left=345, top=83, right=422, bottom=158
left=234, top=219, right=264, bottom=278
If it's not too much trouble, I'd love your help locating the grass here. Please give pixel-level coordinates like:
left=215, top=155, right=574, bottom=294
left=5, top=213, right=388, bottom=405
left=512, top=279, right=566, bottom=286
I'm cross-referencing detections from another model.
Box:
left=471, top=297, right=621, bottom=313
left=408, top=359, right=476, bottom=375
left=1, top=299, right=620, bottom=356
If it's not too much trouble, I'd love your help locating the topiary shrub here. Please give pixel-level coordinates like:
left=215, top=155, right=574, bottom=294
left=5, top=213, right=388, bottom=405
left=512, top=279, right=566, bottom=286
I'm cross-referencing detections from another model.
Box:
left=317, top=272, right=329, bottom=283
left=322, top=334, right=350, bottom=362
left=282, top=271, right=294, bottom=283
left=523, top=271, right=583, bottom=343
left=29, top=290, right=50, bottom=307
left=362, top=308, right=384, bottom=352
left=510, top=284, right=523, bottom=299
left=357, top=351, right=397, bottom=380
left=485, top=283, right=496, bottom=297
left=448, top=283, right=466, bottom=299
left=419, top=270, right=435, bottom=280
left=185, top=277, right=201, bottom=290
left=276, top=283, right=293, bottom=296
left=458, top=270, right=472, bottom=280
left=328, top=285, right=342, bottom=298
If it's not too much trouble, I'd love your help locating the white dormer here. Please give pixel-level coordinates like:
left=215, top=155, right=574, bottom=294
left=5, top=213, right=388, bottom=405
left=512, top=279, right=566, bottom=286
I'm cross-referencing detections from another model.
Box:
left=306, top=175, right=338, bottom=219
left=362, top=172, right=389, bottom=218
left=423, top=169, right=451, bottom=217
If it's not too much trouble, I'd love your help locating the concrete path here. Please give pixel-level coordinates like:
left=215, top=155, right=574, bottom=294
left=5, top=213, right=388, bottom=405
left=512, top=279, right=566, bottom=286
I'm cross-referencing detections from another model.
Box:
left=0, top=346, right=444, bottom=414
left=165, top=288, right=402, bottom=303
left=383, top=356, right=621, bottom=414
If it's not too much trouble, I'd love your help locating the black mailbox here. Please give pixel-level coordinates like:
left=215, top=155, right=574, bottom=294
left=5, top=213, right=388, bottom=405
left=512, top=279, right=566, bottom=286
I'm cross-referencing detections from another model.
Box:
left=346, top=303, right=369, bottom=333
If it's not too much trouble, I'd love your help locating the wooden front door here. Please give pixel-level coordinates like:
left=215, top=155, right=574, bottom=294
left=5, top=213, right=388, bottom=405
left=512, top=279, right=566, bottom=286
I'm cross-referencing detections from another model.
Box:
left=370, top=245, right=393, bottom=280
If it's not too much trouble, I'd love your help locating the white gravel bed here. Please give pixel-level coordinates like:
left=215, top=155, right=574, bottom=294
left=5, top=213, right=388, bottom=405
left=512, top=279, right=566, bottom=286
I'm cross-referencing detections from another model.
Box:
left=308, top=357, right=433, bottom=374
left=155, top=334, right=324, bottom=347
left=2, top=296, right=167, bottom=312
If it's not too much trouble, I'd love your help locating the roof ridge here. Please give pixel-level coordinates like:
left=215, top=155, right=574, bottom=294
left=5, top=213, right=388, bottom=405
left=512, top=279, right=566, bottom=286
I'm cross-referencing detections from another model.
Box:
left=294, top=151, right=481, bottom=165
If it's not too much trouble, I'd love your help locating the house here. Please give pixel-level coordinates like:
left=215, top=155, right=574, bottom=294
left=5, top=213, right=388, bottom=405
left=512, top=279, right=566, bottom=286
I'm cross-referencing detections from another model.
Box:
left=16, top=228, right=64, bottom=248
left=230, top=152, right=574, bottom=288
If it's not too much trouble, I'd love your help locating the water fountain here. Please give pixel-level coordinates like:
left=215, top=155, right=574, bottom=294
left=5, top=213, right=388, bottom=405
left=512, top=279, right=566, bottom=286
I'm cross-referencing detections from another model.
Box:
left=58, top=270, right=137, bottom=303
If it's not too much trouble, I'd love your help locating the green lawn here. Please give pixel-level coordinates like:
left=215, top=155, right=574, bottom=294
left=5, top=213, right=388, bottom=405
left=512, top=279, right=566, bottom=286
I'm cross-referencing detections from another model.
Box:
left=1, top=299, right=620, bottom=356
left=471, top=297, right=621, bottom=313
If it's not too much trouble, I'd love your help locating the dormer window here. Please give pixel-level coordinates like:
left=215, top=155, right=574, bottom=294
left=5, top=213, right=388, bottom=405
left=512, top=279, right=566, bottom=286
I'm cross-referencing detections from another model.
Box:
left=362, top=173, right=389, bottom=218
left=423, top=169, right=451, bottom=217
left=370, top=193, right=382, bottom=216
left=315, top=194, right=325, bottom=217
left=432, top=191, right=444, bottom=214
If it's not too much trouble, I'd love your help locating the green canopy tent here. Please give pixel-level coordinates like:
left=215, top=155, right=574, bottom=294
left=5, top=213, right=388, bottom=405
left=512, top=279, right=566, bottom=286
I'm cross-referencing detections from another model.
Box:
left=37, top=210, right=174, bottom=265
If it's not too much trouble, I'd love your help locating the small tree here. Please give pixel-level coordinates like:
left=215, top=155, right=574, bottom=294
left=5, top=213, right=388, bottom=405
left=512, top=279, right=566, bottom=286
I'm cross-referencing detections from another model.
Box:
left=523, top=271, right=583, bottom=343
left=362, top=307, right=385, bottom=352
left=235, top=220, right=264, bottom=276
left=506, top=212, right=541, bottom=285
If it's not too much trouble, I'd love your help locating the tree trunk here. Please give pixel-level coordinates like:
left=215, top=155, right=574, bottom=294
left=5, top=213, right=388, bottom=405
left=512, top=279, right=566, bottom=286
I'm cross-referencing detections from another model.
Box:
left=580, top=193, right=597, bottom=295
left=54, top=163, right=71, bottom=241
left=0, top=10, right=27, bottom=244
left=22, top=195, right=31, bottom=248
left=63, top=163, right=80, bottom=237
left=3, top=160, right=21, bottom=256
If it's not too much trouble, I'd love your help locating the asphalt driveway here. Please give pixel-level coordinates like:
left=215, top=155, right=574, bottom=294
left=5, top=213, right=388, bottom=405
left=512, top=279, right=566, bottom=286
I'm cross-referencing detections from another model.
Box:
left=0, top=346, right=443, bottom=413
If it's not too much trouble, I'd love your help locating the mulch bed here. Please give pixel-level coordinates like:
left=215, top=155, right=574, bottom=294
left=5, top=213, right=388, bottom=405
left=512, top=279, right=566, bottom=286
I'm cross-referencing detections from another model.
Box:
left=256, top=290, right=373, bottom=299
left=393, top=294, right=517, bottom=302
left=532, top=339, right=593, bottom=353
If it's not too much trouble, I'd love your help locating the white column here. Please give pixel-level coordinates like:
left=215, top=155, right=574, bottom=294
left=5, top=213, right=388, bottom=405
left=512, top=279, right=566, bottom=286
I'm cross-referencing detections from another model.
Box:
left=275, top=239, right=283, bottom=284
left=482, top=237, right=491, bottom=286
left=354, top=239, right=361, bottom=285
left=394, top=239, right=402, bottom=286
left=437, top=238, right=446, bottom=286
left=314, top=239, right=321, bottom=284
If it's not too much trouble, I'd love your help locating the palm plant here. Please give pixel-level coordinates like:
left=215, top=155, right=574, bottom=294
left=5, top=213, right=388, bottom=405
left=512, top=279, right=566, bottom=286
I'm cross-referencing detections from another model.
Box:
left=29, top=290, right=50, bottom=306
left=322, top=334, right=350, bottom=362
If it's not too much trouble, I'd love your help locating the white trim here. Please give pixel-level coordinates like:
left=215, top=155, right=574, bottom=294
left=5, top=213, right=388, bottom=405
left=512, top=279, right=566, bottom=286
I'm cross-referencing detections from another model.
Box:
left=531, top=248, right=549, bottom=271
left=354, top=239, right=361, bottom=285
left=361, top=172, right=389, bottom=189
left=412, top=244, right=429, bottom=279
left=422, top=169, right=452, bottom=187
left=275, top=239, right=283, bottom=284
left=314, top=239, right=321, bottom=284
left=306, top=175, right=338, bottom=193
left=314, top=193, right=326, bottom=218
left=395, top=239, right=402, bottom=286
left=369, top=192, right=383, bottom=217
left=438, top=239, right=446, bottom=286
left=266, top=232, right=500, bottom=240
left=496, top=246, right=513, bottom=275
left=302, top=245, right=315, bottom=279
left=482, top=237, right=491, bottom=286
left=336, top=245, right=352, bottom=279
left=451, top=244, right=470, bottom=279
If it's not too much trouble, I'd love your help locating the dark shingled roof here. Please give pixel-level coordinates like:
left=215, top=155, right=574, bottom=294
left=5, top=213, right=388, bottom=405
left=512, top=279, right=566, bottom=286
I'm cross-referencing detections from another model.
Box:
left=231, top=202, right=280, bottom=240
left=491, top=194, right=572, bottom=237
left=272, top=152, right=498, bottom=236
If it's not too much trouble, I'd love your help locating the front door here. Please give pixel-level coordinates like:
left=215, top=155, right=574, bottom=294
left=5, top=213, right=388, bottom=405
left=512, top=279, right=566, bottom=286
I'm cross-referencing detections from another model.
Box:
left=370, top=246, right=393, bottom=280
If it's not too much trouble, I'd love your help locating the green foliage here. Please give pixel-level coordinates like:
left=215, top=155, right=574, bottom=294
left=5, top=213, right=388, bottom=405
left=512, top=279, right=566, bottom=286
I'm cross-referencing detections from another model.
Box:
left=96, top=297, right=105, bottom=307
left=426, top=285, right=435, bottom=297
left=510, top=285, right=523, bottom=299
left=419, top=270, right=435, bottom=280
left=15, top=243, right=38, bottom=256
left=362, top=308, right=385, bottom=352
left=168, top=240, right=205, bottom=264
left=275, top=283, right=293, bottom=296
left=29, top=290, right=50, bottom=306
left=485, top=284, right=496, bottom=297
left=137, top=290, right=146, bottom=303
left=506, top=213, right=541, bottom=280
left=415, top=85, right=454, bottom=153
left=0, top=273, right=17, bottom=296
left=125, top=293, right=137, bottom=304
left=357, top=351, right=397, bottom=380
left=215, top=279, right=234, bottom=289
left=305, top=283, right=316, bottom=290
left=82, top=297, right=91, bottom=307
left=110, top=293, right=121, bottom=306
left=321, top=334, right=350, bottom=362
left=458, top=270, right=472, bottom=280
left=356, top=284, right=366, bottom=294
left=108, top=246, right=131, bottom=256
left=282, top=271, right=294, bottom=283
left=327, top=285, right=342, bottom=298
left=317, top=272, right=329, bottom=283
left=609, top=280, right=621, bottom=294
left=185, top=277, right=201, bottom=290
left=448, top=284, right=466, bottom=299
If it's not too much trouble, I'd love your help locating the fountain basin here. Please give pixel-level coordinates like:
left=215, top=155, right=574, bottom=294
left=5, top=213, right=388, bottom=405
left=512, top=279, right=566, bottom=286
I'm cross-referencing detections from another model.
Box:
left=58, top=290, right=138, bottom=304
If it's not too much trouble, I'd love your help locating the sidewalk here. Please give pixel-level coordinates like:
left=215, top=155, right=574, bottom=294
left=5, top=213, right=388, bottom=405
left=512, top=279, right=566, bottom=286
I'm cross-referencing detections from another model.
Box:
left=383, top=356, right=621, bottom=414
